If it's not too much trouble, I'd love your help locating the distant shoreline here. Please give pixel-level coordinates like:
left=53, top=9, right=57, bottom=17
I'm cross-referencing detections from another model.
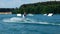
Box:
left=0, top=1, right=60, bottom=14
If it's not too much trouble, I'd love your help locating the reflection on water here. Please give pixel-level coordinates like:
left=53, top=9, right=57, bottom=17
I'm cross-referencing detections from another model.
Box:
left=0, top=14, right=60, bottom=34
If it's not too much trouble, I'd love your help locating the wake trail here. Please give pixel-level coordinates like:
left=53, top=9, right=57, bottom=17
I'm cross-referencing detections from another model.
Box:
left=2, top=17, right=60, bottom=26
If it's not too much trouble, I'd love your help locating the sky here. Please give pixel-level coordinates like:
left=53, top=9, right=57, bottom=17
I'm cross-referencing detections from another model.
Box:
left=0, top=0, right=60, bottom=8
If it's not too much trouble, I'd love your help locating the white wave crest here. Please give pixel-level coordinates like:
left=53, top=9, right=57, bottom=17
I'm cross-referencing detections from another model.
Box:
left=3, top=17, right=24, bottom=22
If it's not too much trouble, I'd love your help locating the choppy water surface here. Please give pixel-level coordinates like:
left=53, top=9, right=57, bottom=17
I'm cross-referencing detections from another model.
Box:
left=0, top=14, right=60, bottom=34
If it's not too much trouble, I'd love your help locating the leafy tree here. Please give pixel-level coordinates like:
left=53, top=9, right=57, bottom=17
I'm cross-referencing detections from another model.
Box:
left=12, top=1, right=60, bottom=14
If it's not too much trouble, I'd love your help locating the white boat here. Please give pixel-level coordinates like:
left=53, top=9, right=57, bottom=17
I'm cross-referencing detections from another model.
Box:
left=48, top=13, right=53, bottom=16
left=17, top=14, right=21, bottom=16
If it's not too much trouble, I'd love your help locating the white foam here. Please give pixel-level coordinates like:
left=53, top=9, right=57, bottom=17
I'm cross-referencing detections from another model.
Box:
left=38, top=22, right=50, bottom=24
left=22, top=15, right=25, bottom=19
left=2, top=17, right=60, bottom=26
left=27, top=14, right=34, bottom=16
left=36, top=22, right=60, bottom=26
left=3, top=17, right=24, bottom=22
left=2, top=17, right=36, bottom=23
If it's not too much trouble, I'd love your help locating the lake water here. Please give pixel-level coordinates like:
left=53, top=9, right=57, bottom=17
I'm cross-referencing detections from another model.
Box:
left=0, top=14, right=60, bottom=34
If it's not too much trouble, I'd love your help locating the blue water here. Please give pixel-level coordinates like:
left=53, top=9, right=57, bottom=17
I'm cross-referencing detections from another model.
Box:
left=0, top=14, right=60, bottom=34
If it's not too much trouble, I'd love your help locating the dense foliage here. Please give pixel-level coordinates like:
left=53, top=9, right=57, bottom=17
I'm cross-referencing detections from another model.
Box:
left=0, top=8, right=14, bottom=12
left=12, top=1, right=60, bottom=14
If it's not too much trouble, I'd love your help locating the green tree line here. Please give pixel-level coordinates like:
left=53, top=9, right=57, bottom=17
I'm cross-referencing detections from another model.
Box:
left=12, top=1, right=60, bottom=14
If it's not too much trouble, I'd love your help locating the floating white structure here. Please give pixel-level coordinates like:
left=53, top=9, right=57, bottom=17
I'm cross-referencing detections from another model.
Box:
left=48, top=13, right=53, bottom=16
left=17, top=14, right=21, bottom=16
